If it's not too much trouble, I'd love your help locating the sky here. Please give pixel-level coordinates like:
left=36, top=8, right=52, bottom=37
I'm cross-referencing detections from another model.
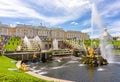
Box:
left=0, top=0, right=120, bottom=38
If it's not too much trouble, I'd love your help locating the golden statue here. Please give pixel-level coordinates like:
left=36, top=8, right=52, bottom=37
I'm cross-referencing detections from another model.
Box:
left=21, top=63, right=28, bottom=71
left=87, top=46, right=95, bottom=57
left=33, top=53, right=37, bottom=59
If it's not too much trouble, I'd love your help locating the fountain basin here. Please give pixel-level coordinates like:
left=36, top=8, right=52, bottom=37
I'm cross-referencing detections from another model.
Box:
left=26, top=56, right=120, bottom=82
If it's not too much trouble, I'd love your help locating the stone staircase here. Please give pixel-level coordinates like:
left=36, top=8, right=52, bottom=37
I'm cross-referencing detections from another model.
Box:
left=63, top=40, right=84, bottom=50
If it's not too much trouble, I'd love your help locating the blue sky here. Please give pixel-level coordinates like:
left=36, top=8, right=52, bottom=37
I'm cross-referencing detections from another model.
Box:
left=0, top=0, right=120, bottom=38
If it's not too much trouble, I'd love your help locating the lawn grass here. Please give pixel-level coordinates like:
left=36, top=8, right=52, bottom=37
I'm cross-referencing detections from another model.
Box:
left=4, top=37, right=21, bottom=51
left=83, top=40, right=120, bottom=48
left=83, top=39, right=99, bottom=48
left=0, top=55, right=51, bottom=82
left=113, top=40, right=120, bottom=47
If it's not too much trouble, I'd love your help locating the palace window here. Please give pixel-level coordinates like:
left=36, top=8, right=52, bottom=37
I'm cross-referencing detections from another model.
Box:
left=57, top=32, right=59, bottom=37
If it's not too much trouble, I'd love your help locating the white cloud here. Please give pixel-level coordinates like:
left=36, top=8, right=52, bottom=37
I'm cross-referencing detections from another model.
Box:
left=0, top=0, right=108, bottom=26
left=81, top=27, right=92, bottom=33
left=79, top=19, right=90, bottom=26
left=92, top=1, right=120, bottom=38
left=100, top=1, right=120, bottom=18
left=111, top=32, right=120, bottom=37
left=30, top=0, right=91, bottom=25
left=108, top=21, right=120, bottom=31
left=107, top=21, right=120, bottom=37
left=0, top=0, right=91, bottom=25
left=0, top=0, right=40, bottom=17
left=9, top=24, right=16, bottom=27
left=16, top=22, right=20, bottom=24
left=71, top=21, right=78, bottom=25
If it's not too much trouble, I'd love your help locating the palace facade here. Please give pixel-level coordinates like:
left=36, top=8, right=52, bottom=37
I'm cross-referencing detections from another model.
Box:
left=0, top=22, right=89, bottom=40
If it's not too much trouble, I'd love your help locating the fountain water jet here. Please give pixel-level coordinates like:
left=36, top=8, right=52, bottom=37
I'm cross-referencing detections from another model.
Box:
left=53, top=39, right=58, bottom=50
left=81, top=41, right=88, bottom=55
left=23, top=36, right=32, bottom=50
left=91, top=3, right=114, bottom=63
left=100, top=28, right=114, bottom=63
left=34, top=36, right=42, bottom=49
left=81, top=3, right=111, bottom=66
left=91, top=3, right=103, bottom=36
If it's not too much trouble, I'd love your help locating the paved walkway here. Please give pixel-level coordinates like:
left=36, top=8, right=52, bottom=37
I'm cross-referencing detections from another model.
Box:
left=26, top=71, right=73, bottom=82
